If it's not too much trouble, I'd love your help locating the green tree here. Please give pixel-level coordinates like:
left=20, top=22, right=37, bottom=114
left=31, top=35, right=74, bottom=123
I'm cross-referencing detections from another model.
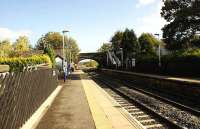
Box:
left=44, top=46, right=55, bottom=68
left=0, top=40, right=13, bottom=57
left=121, top=28, right=139, bottom=59
left=138, top=33, right=159, bottom=55
left=110, top=31, right=123, bottom=51
left=161, top=0, right=200, bottom=50
left=97, top=43, right=112, bottom=52
left=14, top=36, right=30, bottom=52
left=65, top=38, right=80, bottom=63
left=36, top=32, right=63, bottom=49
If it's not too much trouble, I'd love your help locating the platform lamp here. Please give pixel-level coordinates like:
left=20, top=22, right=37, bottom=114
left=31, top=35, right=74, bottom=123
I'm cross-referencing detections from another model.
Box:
left=154, top=33, right=161, bottom=67
left=62, top=30, right=69, bottom=70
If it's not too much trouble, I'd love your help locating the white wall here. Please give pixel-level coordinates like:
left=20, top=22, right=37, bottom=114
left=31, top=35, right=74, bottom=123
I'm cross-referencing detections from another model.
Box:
left=55, top=57, right=63, bottom=67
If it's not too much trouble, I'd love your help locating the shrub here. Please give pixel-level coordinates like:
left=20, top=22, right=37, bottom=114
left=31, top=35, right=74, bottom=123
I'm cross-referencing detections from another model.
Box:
left=44, top=47, right=55, bottom=68
left=0, top=54, right=52, bottom=72
left=133, top=48, right=200, bottom=75
left=161, top=49, right=200, bottom=75
left=135, top=54, right=159, bottom=73
left=163, top=49, right=200, bottom=62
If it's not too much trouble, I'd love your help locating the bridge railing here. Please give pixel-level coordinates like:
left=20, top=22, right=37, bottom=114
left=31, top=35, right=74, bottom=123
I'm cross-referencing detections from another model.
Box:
left=0, top=69, right=58, bottom=129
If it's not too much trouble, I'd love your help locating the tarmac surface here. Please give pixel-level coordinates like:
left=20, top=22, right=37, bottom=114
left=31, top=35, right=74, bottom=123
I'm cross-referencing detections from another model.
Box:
left=36, top=72, right=96, bottom=129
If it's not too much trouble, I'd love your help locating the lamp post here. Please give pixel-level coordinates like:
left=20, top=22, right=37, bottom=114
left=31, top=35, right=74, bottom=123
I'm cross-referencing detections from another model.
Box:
left=154, top=33, right=161, bottom=67
left=62, top=30, right=69, bottom=70
left=69, top=45, right=72, bottom=64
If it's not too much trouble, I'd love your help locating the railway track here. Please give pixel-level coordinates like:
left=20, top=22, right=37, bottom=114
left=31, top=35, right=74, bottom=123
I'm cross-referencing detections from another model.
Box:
left=121, top=79, right=200, bottom=116
left=101, top=73, right=200, bottom=116
left=103, top=88, right=174, bottom=129
left=87, top=71, right=200, bottom=129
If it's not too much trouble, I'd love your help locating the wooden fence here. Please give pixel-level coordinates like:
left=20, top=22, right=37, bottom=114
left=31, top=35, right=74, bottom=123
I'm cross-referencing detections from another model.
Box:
left=0, top=69, right=58, bottom=129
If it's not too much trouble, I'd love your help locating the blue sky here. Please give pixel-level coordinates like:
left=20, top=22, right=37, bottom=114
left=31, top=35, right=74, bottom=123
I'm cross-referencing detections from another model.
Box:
left=0, top=0, right=165, bottom=52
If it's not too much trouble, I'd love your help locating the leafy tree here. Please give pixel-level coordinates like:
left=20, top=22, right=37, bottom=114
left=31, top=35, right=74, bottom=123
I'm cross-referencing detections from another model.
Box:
left=36, top=32, right=80, bottom=63
left=110, top=31, right=123, bottom=51
left=44, top=46, right=56, bottom=68
left=161, top=0, right=200, bottom=50
left=121, top=28, right=139, bottom=59
left=97, top=43, right=112, bottom=52
left=36, top=32, right=63, bottom=49
left=65, top=37, right=80, bottom=63
left=138, top=33, right=160, bottom=55
left=0, top=40, right=13, bottom=57
left=36, top=36, right=46, bottom=50
left=14, top=36, right=30, bottom=52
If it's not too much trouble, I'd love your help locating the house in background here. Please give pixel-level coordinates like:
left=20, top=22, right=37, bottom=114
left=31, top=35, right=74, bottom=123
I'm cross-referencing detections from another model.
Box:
left=54, top=49, right=65, bottom=70
left=55, top=55, right=63, bottom=70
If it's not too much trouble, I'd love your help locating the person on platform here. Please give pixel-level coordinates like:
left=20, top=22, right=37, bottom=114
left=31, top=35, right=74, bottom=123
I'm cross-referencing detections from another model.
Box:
left=64, top=65, right=67, bottom=82
left=63, top=60, right=68, bottom=82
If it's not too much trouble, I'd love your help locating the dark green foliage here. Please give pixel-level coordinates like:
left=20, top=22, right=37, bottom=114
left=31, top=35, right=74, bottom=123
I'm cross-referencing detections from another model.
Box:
left=110, top=31, right=124, bottom=51
left=44, top=47, right=55, bottom=68
left=110, top=29, right=139, bottom=59
left=138, top=33, right=159, bottom=55
left=161, top=0, right=200, bottom=50
left=98, top=43, right=112, bottom=52
left=121, top=28, right=139, bottom=59
left=161, top=49, right=200, bottom=75
left=135, top=54, right=159, bottom=73
left=133, top=49, right=200, bottom=76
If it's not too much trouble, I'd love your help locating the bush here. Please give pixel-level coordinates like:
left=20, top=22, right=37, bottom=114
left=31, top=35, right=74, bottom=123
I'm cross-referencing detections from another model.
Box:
left=135, top=54, right=159, bottom=73
left=0, top=54, right=52, bottom=72
left=44, top=47, right=55, bottom=68
left=161, top=49, right=200, bottom=75
left=133, top=48, right=200, bottom=76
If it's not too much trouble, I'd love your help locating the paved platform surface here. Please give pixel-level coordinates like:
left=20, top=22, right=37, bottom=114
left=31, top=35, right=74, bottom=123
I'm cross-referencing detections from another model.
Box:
left=81, top=72, right=137, bottom=129
left=36, top=70, right=137, bottom=129
left=36, top=71, right=96, bottom=129
left=102, top=68, right=200, bottom=84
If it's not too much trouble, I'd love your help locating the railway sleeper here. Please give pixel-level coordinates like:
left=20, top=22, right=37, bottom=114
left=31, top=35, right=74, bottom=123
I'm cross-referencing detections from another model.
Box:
left=124, top=105, right=136, bottom=109
left=141, top=120, right=160, bottom=126
left=125, top=108, right=140, bottom=112
left=136, top=115, right=151, bottom=120
left=140, top=119, right=155, bottom=123
left=117, top=101, right=129, bottom=104
left=120, top=103, right=135, bottom=106
left=131, top=111, right=144, bottom=115
left=145, top=124, right=163, bottom=129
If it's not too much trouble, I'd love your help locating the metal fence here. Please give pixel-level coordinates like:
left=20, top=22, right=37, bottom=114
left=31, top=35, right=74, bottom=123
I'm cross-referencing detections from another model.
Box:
left=0, top=69, right=58, bottom=129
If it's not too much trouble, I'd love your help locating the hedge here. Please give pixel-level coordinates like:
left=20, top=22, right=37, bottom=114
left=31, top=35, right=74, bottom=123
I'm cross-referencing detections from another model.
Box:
left=135, top=54, right=159, bottom=73
left=161, top=49, right=200, bottom=76
left=133, top=49, right=200, bottom=76
left=0, top=54, right=52, bottom=72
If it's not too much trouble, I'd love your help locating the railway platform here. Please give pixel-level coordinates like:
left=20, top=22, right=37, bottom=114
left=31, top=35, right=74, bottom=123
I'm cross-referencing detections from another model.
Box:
left=35, top=70, right=137, bottom=129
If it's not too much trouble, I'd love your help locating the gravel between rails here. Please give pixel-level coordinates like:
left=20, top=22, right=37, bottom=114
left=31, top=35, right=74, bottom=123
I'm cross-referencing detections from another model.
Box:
left=118, top=86, right=200, bottom=129
left=90, top=72, right=200, bottom=129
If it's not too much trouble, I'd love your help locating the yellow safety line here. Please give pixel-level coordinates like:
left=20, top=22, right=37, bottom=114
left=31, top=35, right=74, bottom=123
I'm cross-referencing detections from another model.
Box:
left=82, top=79, right=113, bottom=129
